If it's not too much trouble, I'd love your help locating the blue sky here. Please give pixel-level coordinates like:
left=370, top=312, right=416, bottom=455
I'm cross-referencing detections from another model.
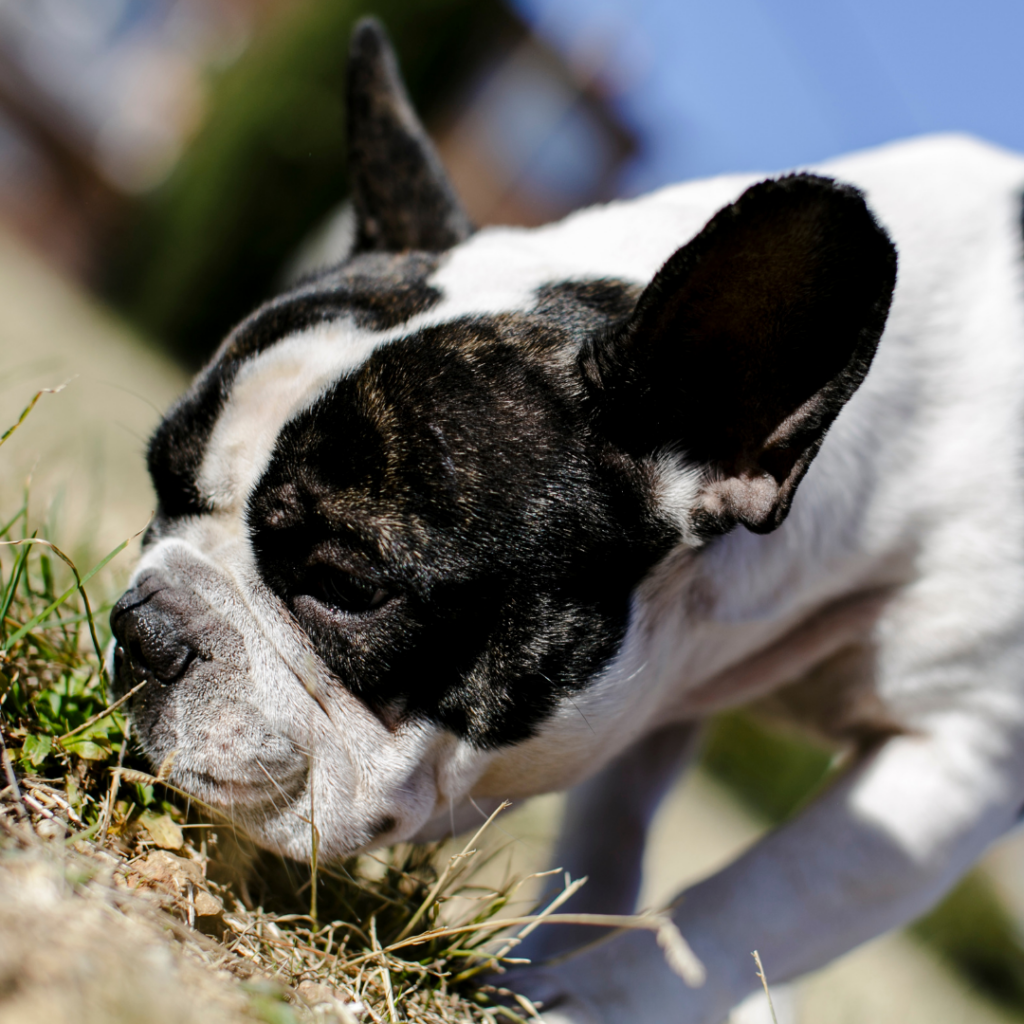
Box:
left=512, top=0, right=1024, bottom=193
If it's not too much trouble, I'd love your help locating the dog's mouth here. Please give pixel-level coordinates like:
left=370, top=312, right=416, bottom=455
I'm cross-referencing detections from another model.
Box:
left=115, top=662, right=314, bottom=818
left=168, top=755, right=310, bottom=812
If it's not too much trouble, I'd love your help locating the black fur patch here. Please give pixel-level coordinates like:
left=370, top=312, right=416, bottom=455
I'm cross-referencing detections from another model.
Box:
left=146, top=252, right=442, bottom=523
left=247, top=286, right=674, bottom=748
left=533, top=280, right=642, bottom=333
left=347, top=19, right=473, bottom=253
left=580, top=174, right=896, bottom=534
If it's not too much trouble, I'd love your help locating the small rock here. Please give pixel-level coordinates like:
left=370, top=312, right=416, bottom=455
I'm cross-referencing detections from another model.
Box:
left=139, top=810, right=184, bottom=850
left=296, top=981, right=365, bottom=1023
left=296, top=982, right=335, bottom=1006
left=36, top=817, right=67, bottom=841
left=136, top=850, right=204, bottom=892
left=193, top=889, right=223, bottom=917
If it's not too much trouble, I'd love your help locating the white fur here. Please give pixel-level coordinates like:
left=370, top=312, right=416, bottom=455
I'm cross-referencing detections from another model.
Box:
left=507, top=134, right=1024, bottom=1022
left=133, top=132, right=1024, bottom=1022
left=197, top=323, right=384, bottom=514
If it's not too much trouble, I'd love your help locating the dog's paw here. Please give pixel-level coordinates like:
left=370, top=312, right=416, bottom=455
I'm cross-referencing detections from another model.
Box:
left=496, top=927, right=701, bottom=1024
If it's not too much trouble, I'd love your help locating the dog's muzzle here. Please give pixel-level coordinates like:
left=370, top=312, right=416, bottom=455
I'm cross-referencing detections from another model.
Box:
left=109, top=573, right=201, bottom=697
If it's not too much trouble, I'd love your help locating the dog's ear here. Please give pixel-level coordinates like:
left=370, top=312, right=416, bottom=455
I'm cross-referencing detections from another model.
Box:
left=581, top=174, right=897, bottom=535
left=346, top=18, right=472, bottom=254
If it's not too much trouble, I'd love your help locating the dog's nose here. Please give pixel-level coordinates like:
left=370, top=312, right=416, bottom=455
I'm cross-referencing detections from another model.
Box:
left=110, top=577, right=198, bottom=689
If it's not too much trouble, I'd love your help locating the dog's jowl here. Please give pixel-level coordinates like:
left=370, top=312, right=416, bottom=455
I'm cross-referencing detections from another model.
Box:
left=109, top=18, right=1024, bottom=1024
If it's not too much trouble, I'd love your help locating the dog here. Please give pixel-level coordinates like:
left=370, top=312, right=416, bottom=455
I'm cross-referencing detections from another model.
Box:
left=109, top=17, right=1024, bottom=1024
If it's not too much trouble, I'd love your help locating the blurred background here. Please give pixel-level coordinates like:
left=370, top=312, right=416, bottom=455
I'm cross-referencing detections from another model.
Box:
left=2, top=1, right=1024, bottom=1021
left=3, top=0, right=1023, bottom=366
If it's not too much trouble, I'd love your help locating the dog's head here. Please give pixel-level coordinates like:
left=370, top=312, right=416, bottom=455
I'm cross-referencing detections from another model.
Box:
left=110, top=19, right=896, bottom=861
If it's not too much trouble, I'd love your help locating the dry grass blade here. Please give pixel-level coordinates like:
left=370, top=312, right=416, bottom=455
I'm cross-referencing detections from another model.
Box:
left=395, top=800, right=512, bottom=943
left=58, top=679, right=147, bottom=743
left=489, top=875, right=589, bottom=963
left=0, top=381, right=71, bottom=449
left=657, top=917, right=707, bottom=987
left=344, top=909, right=705, bottom=985
left=752, top=950, right=779, bottom=1024
left=0, top=733, right=25, bottom=820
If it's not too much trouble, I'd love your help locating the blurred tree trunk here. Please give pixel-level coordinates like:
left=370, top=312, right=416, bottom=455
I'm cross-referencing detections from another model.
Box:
left=105, top=0, right=516, bottom=367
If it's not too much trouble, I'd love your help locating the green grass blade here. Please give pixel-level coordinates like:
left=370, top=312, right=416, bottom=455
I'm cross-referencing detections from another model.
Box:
left=2, top=536, right=129, bottom=652
left=21, top=607, right=113, bottom=634
left=0, top=382, right=70, bottom=450
left=0, top=501, right=27, bottom=540
left=0, top=538, right=32, bottom=641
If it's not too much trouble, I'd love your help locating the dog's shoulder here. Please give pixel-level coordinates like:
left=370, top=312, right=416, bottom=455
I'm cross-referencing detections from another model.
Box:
left=431, top=134, right=1024, bottom=329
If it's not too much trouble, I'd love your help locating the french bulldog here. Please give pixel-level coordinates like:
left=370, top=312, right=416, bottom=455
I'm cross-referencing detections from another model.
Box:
left=110, top=17, right=1024, bottom=1024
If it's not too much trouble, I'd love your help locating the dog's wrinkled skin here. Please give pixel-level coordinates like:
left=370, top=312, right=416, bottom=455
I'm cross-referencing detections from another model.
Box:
left=110, top=18, right=1024, bottom=1024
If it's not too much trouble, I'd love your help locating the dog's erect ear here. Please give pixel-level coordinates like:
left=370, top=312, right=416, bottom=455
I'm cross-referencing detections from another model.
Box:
left=581, top=174, right=897, bottom=535
left=346, top=18, right=473, bottom=254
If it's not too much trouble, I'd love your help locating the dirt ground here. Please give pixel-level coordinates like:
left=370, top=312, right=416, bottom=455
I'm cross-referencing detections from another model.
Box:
left=2, top=224, right=1023, bottom=1023
left=0, top=845, right=254, bottom=1024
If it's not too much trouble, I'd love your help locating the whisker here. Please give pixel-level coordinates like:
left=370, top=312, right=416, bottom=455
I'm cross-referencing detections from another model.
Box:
left=622, top=659, right=649, bottom=684
left=566, top=695, right=596, bottom=737
left=254, top=758, right=297, bottom=815
left=539, top=670, right=597, bottom=737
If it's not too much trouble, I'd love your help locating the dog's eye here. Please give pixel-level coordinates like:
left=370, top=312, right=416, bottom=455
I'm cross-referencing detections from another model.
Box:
left=309, top=567, right=390, bottom=615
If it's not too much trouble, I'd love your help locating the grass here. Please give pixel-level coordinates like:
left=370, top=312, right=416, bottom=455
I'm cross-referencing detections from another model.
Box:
left=0, top=389, right=700, bottom=1024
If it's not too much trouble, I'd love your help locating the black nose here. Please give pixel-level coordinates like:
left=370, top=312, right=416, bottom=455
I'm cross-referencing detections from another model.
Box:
left=110, top=576, right=198, bottom=691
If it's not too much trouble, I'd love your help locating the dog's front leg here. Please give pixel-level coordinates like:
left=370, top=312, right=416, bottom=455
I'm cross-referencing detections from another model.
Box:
left=509, top=711, right=1024, bottom=1024
left=518, top=721, right=702, bottom=963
